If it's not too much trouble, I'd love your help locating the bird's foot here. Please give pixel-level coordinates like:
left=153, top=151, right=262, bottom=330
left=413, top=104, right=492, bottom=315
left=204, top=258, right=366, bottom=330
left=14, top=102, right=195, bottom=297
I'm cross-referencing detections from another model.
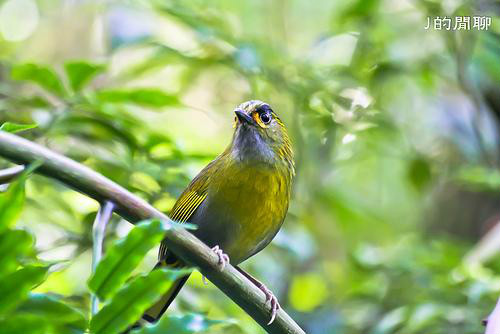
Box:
left=211, top=245, right=230, bottom=270
left=257, top=282, right=281, bottom=325
left=202, top=275, right=208, bottom=285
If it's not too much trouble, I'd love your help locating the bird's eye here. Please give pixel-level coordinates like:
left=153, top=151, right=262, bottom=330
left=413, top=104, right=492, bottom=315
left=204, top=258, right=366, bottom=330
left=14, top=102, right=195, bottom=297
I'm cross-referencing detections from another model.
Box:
left=260, top=112, right=272, bottom=124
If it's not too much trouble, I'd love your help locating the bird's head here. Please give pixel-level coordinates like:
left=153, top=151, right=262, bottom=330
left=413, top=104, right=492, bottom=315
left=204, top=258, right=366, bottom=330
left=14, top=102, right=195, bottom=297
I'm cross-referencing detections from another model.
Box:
left=230, top=100, right=294, bottom=173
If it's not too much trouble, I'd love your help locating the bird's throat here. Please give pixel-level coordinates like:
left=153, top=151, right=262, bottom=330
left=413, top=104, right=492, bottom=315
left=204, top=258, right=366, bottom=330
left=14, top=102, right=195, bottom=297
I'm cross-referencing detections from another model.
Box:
left=230, top=126, right=276, bottom=165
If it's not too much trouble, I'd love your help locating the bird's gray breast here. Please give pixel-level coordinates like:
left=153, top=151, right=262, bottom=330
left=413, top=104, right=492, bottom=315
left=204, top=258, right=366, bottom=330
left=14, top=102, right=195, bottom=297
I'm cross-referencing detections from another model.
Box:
left=188, top=197, right=239, bottom=254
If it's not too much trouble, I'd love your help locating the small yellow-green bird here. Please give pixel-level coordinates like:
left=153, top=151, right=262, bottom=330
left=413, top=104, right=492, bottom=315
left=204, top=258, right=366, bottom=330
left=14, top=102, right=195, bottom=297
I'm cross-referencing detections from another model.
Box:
left=142, top=100, right=295, bottom=324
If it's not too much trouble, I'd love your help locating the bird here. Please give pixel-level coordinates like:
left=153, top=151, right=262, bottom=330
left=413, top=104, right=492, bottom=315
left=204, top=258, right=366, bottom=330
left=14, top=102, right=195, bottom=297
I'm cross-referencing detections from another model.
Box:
left=142, top=100, right=295, bottom=325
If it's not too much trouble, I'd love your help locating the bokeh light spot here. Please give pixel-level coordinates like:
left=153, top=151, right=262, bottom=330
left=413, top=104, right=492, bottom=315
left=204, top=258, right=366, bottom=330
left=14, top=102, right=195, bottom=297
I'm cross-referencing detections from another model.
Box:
left=0, top=0, right=39, bottom=42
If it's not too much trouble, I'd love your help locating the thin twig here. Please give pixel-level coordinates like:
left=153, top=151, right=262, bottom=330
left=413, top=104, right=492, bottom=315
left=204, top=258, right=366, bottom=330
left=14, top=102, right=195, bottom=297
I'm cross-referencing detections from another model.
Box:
left=0, top=131, right=305, bottom=334
left=91, top=201, right=115, bottom=315
left=0, top=165, right=25, bottom=184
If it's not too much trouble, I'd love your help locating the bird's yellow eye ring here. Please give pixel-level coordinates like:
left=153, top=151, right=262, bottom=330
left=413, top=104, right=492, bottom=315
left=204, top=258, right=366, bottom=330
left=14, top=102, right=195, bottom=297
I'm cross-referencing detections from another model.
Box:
left=253, top=111, right=272, bottom=128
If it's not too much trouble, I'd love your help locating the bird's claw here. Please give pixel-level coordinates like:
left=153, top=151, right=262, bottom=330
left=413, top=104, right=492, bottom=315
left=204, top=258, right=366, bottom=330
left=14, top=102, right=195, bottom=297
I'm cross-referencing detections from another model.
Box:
left=258, top=282, right=280, bottom=325
left=211, top=245, right=230, bottom=270
left=202, top=275, right=208, bottom=286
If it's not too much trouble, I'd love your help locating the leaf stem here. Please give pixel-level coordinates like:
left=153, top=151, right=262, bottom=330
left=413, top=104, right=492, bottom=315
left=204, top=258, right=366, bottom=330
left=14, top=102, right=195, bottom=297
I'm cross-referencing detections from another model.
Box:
left=91, top=201, right=115, bottom=315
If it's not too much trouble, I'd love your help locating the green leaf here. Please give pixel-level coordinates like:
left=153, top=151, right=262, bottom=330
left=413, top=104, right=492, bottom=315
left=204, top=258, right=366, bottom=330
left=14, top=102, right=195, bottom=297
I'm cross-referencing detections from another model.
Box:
left=17, top=293, right=87, bottom=331
left=131, top=313, right=229, bottom=334
left=64, top=61, right=106, bottom=92
left=0, top=230, right=34, bottom=276
left=0, top=174, right=26, bottom=233
left=0, top=161, right=41, bottom=232
left=0, top=266, right=48, bottom=315
left=0, top=314, right=50, bottom=334
left=96, top=88, right=178, bottom=108
left=90, top=269, right=189, bottom=334
left=0, top=122, right=38, bottom=133
left=88, top=219, right=168, bottom=300
left=11, top=63, right=66, bottom=97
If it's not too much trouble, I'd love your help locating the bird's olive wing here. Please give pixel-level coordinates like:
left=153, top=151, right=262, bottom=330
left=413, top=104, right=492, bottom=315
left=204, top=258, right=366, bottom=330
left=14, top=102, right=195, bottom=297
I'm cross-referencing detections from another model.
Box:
left=169, top=183, right=208, bottom=223
left=158, top=158, right=218, bottom=261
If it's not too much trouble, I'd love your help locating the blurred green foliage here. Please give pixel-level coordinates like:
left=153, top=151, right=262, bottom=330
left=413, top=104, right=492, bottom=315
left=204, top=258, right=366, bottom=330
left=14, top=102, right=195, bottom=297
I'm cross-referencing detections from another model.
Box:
left=1, top=0, right=500, bottom=333
left=88, top=220, right=170, bottom=301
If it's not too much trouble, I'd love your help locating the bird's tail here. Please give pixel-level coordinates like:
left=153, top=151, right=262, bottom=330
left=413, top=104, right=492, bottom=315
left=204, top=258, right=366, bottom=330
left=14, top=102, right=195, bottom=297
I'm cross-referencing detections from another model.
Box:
left=141, top=262, right=191, bottom=323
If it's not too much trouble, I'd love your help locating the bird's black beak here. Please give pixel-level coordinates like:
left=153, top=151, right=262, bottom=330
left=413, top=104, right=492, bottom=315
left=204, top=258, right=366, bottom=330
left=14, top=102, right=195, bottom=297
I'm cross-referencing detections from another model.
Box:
left=235, top=109, right=253, bottom=125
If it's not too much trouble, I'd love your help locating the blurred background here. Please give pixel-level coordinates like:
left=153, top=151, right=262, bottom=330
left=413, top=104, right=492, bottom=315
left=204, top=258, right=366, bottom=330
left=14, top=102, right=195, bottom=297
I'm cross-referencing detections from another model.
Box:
left=1, top=0, right=500, bottom=333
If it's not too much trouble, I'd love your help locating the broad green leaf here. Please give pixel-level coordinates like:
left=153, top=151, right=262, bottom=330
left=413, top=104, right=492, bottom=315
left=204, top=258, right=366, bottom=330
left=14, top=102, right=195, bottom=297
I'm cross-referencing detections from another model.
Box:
left=90, top=269, right=189, bottom=334
left=11, top=63, right=66, bottom=97
left=0, top=230, right=34, bottom=276
left=64, top=61, right=105, bottom=92
left=88, top=219, right=167, bottom=300
left=0, top=314, right=49, bottom=334
left=0, top=174, right=27, bottom=232
left=96, top=88, right=178, bottom=108
left=0, top=122, right=38, bottom=133
left=0, top=266, right=48, bottom=315
left=131, top=313, right=229, bottom=334
left=17, top=293, right=87, bottom=331
left=0, top=161, right=41, bottom=232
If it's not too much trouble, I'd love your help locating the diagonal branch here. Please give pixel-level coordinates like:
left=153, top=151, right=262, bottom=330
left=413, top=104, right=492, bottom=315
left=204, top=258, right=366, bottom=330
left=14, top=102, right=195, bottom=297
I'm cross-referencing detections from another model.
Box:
left=0, top=131, right=305, bottom=334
